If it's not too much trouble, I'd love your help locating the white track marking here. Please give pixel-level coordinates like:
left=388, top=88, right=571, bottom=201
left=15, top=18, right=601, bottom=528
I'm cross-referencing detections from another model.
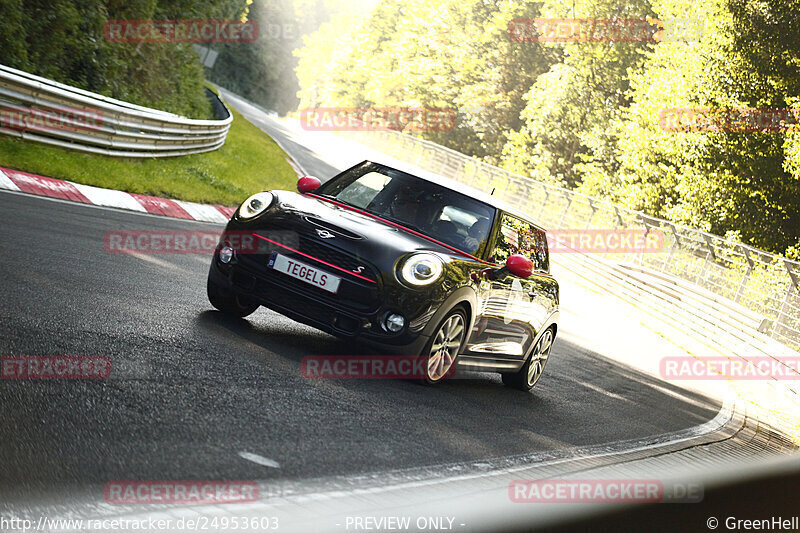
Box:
left=0, top=169, right=21, bottom=191
left=175, top=200, right=229, bottom=223
left=125, top=251, right=187, bottom=273
left=72, top=182, right=147, bottom=212
left=239, top=451, right=281, bottom=468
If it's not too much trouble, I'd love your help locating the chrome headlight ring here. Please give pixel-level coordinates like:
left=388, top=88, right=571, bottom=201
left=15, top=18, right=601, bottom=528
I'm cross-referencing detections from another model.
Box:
left=399, top=253, right=444, bottom=287
left=238, top=192, right=275, bottom=220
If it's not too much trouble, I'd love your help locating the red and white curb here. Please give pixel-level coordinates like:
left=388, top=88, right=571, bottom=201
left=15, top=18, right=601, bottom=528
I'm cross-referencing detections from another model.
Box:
left=0, top=166, right=236, bottom=223
left=285, top=157, right=304, bottom=177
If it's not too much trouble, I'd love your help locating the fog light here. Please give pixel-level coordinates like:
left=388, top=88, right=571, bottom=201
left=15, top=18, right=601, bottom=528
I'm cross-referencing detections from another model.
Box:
left=219, top=245, right=234, bottom=264
left=384, top=313, right=405, bottom=333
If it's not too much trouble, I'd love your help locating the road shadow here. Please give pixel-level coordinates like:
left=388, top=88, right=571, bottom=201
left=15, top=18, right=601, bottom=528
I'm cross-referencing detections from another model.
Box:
left=0, top=308, right=724, bottom=511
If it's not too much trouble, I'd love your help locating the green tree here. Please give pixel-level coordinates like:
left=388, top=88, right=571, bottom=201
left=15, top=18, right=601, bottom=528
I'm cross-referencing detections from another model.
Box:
left=0, top=0, right=250, bottom=118
left=295, top=0, right=557, bottom=160
left=500, top=0, right=657, bottom=188
left=210, top=0, right=370, bottom=114
left=607, top=0, right=800, bottom=253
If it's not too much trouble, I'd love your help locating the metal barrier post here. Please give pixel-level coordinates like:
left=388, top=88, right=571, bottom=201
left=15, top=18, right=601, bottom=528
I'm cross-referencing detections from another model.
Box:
left=735, top=246, right=754, bottom=303
left=775, top=262, right=800, bottom=339
left=558, top=191, right=573, bottom=227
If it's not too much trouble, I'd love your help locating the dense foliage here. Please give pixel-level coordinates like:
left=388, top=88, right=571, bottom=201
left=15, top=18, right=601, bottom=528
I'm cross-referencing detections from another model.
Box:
left=0, top=0, right=251, bottom=118
left=208, top=0, right=371, bottom=114
left=293, top=0, right=800, bottom=255
left=1, top=0, right=797, bottom=254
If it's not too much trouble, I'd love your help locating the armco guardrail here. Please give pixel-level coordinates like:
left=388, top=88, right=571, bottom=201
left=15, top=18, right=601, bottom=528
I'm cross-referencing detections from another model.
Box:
left=338, top=128, right=800, bottom=352
left=0, top=64, right=231, bottom=157
left=334, top=123, right=800, bottom=443
left=551, top=239, right=800, bottom=439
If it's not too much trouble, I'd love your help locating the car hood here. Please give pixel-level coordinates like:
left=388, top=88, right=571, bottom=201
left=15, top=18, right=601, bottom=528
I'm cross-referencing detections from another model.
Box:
left=261, top=190, right=465, bottom=260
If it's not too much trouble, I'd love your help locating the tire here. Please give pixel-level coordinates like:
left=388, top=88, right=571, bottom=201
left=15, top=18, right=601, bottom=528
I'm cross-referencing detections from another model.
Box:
left=502, top=327, right=554, bottom=391
left=419, top=308, right=467, bottom=384
left=207, top=276, right=260, bottom=318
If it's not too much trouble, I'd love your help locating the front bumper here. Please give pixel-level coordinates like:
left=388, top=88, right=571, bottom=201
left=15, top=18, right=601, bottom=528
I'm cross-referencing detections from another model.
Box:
left=209, top=255, right=430, bottom=354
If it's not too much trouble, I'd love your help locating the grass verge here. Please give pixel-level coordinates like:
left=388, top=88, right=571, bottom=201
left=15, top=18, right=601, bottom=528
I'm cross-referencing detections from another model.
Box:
left=0, top=100, right=298, bottom=206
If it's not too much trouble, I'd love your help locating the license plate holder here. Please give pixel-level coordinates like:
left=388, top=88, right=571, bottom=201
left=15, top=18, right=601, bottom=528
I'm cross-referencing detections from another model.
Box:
left=268, top=253, right=341, bottom=294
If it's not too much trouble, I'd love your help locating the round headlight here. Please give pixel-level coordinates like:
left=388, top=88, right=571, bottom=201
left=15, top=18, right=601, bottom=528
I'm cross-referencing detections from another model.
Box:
left=238, top=192, right=274, bottom=220
left=399, top=253, right=444, bottom=286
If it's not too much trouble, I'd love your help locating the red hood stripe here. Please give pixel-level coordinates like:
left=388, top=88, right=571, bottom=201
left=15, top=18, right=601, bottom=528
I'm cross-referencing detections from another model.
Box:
left=305, top=192, right=494, bottom=265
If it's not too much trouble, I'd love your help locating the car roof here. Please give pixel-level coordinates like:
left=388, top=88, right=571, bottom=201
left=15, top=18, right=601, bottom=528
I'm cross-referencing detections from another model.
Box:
left=362, top=159, right=545, bottom=230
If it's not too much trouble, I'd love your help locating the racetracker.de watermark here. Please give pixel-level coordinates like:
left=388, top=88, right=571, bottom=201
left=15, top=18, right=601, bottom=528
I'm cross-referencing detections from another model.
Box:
left=104, top=20, right=258, bottom=43
left=509, top=479, right=703, bottom=503
left=299, top=107, right=457, bottom=132
left=508, top=17, right=704, bottom=43
left=546, top=229, right=665, bottom=253
left=660, top=356, right=800, bottom=380
left=1, top=356, right=111, bottom=379
left=105, top=230, right=241, bottom=254
left=0, top=104, right=103, bottom=133
left=103, top=230, right=297, bottom=254
left=104, top=481, right=259, bottom=504
left=659, top=108, right=800, bottom=132
left=301, top=355, right=455, bottom=380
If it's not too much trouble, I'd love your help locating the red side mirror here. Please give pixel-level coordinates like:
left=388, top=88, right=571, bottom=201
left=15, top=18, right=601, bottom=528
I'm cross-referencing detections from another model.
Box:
left=297, top=176, right=321, bottom=194
left=506, top=254, right=533, bottom=278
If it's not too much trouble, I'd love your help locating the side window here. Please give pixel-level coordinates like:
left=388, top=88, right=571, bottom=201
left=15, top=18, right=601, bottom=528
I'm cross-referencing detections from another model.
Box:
left=491, top=215, right=549, bottom=272
left=491, top=215, right=523, bottom=264
left=520, top=224, right=549, bottom=273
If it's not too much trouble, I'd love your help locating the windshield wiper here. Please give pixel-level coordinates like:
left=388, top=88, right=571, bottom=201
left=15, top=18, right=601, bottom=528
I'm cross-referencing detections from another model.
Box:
left=315, top=193, right=356, bottom=208
left=381, top=214, right=425, bottom=234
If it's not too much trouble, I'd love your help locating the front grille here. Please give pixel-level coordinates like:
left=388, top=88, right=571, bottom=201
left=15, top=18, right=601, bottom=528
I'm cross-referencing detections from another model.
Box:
left=233, top=257, right=380, bottom=312
left=257, top=279, right=338, bottom=323
left=298, top=236, right=377, bottom=282
left=234, top=234, right=381, bottom=312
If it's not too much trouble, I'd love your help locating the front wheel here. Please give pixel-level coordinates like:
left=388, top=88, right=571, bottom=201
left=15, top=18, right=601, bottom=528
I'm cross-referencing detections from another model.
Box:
left=207, top=276, right=260, bottom=317
left=502, top=327, right=554, bottom=391
left=420, top=308, right=467, bottom=384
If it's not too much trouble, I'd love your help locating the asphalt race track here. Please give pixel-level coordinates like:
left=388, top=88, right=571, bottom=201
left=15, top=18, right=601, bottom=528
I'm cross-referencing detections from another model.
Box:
left=219, top=89, right=339, bottom=180
left=0, top=119, right=720, bottom=504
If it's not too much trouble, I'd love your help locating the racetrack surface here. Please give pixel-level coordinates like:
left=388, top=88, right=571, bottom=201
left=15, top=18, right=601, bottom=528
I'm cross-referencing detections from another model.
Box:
left=0, top=185, right=720, bottom=504
left=218, top=89, right=338, bottom=180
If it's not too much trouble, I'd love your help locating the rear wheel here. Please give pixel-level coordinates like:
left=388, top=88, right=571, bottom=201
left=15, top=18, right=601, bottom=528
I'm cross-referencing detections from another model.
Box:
left=207, top=276, right=259, bottom=317
left=420, top=309, right=466, bottom=384
left=502, top=327, right=554, bottom=391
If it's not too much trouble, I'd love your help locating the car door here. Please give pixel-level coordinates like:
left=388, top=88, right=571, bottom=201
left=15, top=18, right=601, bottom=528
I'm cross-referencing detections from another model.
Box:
left=513, top=219, right=556, bottom=354
left=466, top=213, right=546, bottom=363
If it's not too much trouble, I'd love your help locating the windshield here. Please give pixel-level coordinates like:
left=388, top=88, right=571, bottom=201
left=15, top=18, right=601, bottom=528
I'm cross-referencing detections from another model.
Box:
left=317, top=162, right=496, bottom=255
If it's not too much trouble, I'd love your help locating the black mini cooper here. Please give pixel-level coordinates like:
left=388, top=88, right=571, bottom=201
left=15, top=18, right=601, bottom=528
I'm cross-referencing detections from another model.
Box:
left=207, top=160, right=559, bottom=390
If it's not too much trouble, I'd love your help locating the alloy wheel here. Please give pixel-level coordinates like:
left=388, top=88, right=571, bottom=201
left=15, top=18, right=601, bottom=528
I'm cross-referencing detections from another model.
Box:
left=427, top=313, right=465, bottom=382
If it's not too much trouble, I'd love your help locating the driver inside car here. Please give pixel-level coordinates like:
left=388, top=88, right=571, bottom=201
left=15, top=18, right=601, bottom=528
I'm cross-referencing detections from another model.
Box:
left=386, top=187, right=433, bottom=230
left=463, top=217, right=491, bottom=253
